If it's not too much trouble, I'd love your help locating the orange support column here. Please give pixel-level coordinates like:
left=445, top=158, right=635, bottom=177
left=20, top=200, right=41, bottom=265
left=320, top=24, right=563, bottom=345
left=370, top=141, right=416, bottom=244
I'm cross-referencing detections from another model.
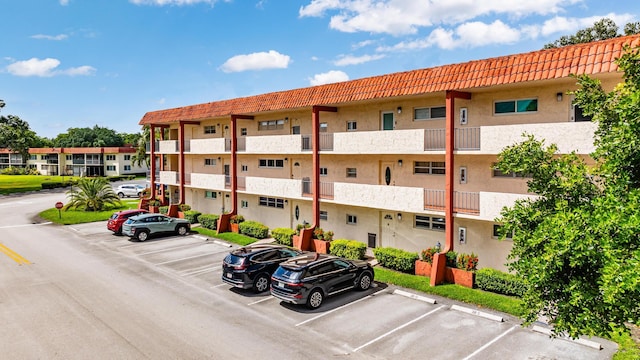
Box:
left=431, top=90, right=470, bottom=286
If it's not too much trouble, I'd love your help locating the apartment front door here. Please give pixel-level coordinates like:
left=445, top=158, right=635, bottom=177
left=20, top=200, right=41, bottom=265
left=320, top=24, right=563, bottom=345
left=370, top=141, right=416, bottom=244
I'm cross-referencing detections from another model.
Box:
left=382, top=112, right=394, bottom=130
left=380, top=162, right=394, bottom=185
left=381, top=212, right=398, bottom=248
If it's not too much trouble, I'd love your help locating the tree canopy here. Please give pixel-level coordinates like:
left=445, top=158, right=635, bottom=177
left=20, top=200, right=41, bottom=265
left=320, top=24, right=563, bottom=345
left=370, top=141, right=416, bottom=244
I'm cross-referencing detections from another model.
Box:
left=544, top=18, right=640, bottom=49
left=496, top=46, right=640, bottom=338
left=0, top=102, right=39, bottom=161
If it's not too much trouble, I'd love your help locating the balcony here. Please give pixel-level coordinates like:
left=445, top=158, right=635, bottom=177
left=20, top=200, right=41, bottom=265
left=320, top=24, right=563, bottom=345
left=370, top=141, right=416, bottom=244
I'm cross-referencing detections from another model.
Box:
left=189, top=173, right=226, bottom=190
left=157, top=140, right=179, bottom=154
left=242, top=177, right=304, bottom=198
left=423, top=189, right=480, bottom=215
left=474, top=191, right=539, bottom=221
left=189, top=138, right=226, bottom=154
left=159, top=171, right=179, bottom=185
left=243, top=135, right=304, bottom=153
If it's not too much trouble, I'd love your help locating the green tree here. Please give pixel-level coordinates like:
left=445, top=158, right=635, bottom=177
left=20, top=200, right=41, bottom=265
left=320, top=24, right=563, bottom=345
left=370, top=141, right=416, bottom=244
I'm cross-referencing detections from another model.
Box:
left=65, top=177, right=121, bottom=212
left=131, top=126, right=150, bottom=168
left=52, top=125, right=124, bottom=147
left=496, top=46, right=640, bottom=338
left=0, top=103, right=39, bottom=163
left=544, top=18, right=640, bottom=49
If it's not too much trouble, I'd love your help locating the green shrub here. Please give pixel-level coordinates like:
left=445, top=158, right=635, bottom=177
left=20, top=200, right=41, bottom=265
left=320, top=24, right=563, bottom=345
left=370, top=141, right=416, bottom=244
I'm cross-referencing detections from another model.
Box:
left=271, top=227, right=295, bottom=246
left=198, top=214, right=219, bottom=230
left=239, top=220, right=269, bottom=239
left=420, top=247, right=438, bottom=263
left=183, top=210, right=201, bottom=224
left=159, top=206, right=169, bottom=214
left=41, top=181, right=64, bottom=189
left=373, top=247, right=419, bottom=273
left=475, top=268, right=527, bottom=297
left=457, top=252, right=479, bottom=271
left=330, top=239, right=367, bottom=260
left=445, top=251, right=458, bottom=267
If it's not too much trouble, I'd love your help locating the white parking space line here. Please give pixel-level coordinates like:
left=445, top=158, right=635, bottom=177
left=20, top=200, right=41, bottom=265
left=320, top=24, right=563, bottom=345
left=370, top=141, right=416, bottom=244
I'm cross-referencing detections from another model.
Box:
left=0, top=222, right=52, bottom=229
left=212, top=284, right=227, bottom=289
left=248, top=297, right=275, bottom=306
left=451, top=304, right=504, bottom=322
left=296, top=291, right=385, bottom=327
left=181, top=266, right=218, bottom=277
left=136, top=241, right=211, bottom=256
left=156, top=252, right=215, bottom=265
left=392, top=289, right=437, bottom=304
left=461, top=325, right=517, bottom=360
left=531, top=325, right=603, bottom=350
left=352, top=305, right=445, bottom=353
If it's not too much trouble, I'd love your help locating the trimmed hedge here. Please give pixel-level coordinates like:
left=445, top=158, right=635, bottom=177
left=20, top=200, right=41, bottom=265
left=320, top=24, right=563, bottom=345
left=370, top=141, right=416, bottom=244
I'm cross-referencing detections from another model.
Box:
left=330, top=239, right=367, bottom=260
left=239, top=220, right=269, bottom=239
left=198, top=214, right=219, bottom=230
left=271, top=227, right=295, bottom=246
left=158, top=206, right=169, bottom=214
left=373, top=247, right=419, bottom=273
left=475, top=268, right=527, bottom=297
left=183, top=210, right=201, bottom=224
left=41, top=181, right=71, bottom=189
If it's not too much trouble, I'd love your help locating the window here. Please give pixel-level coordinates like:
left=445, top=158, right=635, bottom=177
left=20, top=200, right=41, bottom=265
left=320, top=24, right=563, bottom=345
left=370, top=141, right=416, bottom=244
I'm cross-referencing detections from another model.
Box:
left=320, top=167, right=327, bottom=176
left=414, top=106, right=446, bottom=120
left=106, top=165, right=116, bottom=171
left=493, top=224, right=513, bottom=239
left=415, top=215, right=446, bottom=231
left=204, top=125, right=216, bottom=134
left=492, top=164, right=529, bottom=178
left=258, top=120, right=285, bottom=131
left=29, top=155, right=37, bottom=160
left=347, top=121, right=357, bottom=131
left=40, top=155, right=48, bottom=161
left=320, top=122, right=328, bottom=133
left=573, top=104, right=592, bottom=122
left=205, top=191, right=217, bottom=199
left=414, top=161, right=445, bottom=175
left=240, top=128, right=247, bottom=136
left=106, top=155, right=116, bottom=161
left=320, top=211, right=328, bottom=221
left=494, top=99, right=538, bottom=114
left=124, top=165, right=131, bottom=171
left=66, top=155, right=72, bottom=160
left=241, top=165, right=248, bottom=172
left=346, top=168, right=357, bottom=178
left=241, top=200, right=248, bottom=208
left=258, top=159, right=284, bottom=168
left=292, top=126, right=300, bottom=134
left=124, top=155, right=131, bottom=161
left=259, top=197, right=284, bottom=208
left=346, top=214, right=357, bottom=225
left=205, top=158, right=216, bottom=166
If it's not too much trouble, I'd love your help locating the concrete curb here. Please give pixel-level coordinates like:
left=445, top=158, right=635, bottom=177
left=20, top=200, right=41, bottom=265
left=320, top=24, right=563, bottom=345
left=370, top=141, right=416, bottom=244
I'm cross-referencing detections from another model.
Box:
left=392, top=289, right=437, bottom=304
left=196, top=235, right=232, bottom=247
left=451, top=304, right=504, bottom=322
left=531, top=325, right=603, bottom=350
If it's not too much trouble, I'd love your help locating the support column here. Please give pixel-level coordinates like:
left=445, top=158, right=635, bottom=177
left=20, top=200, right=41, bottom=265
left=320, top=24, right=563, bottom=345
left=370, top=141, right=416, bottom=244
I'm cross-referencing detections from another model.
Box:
left=431, top=90, right=471, bottom=286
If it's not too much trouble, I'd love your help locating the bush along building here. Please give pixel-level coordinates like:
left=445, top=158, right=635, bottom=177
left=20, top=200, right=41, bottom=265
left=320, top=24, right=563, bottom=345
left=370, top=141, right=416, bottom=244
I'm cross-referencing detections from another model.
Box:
left=139, top=35, right=640, bottom=277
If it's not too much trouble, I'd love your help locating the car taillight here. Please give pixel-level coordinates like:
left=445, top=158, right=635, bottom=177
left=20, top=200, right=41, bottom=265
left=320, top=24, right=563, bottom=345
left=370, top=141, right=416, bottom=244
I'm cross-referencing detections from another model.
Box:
left=233, top=264, right=246, bottom=270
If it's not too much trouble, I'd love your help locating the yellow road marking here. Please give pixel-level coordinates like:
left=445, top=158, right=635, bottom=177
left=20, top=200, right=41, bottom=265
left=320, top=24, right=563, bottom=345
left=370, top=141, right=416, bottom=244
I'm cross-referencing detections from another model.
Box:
left=0, top=243, right=31, bottom=265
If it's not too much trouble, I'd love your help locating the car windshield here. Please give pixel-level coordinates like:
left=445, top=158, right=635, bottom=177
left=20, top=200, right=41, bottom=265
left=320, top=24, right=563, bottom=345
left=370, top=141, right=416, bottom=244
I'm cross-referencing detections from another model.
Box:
left=273, top=266, right=303, bottom=281
left=110, top=213, right=119, bottom=220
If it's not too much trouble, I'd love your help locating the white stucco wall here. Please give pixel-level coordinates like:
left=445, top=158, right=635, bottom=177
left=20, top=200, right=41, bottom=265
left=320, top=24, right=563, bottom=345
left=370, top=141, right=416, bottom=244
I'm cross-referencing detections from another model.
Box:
left=480, top=122, right=596, bottom=154
left=245, top=135, right=302, bottom=154
left=190, top=173, right=226, bottom=190
left=158, top=140, right=178, bottom=154
left=478, top=191, right=539, bottom=221
left=159, top=171, right=179, bottom=185
left=189, top=138, right=226, bottom=154
left=334, top=182, right=425, bottom=213
left=244, top=177, right=303, bottom=198
left=333, top=129, right=425, bottom=154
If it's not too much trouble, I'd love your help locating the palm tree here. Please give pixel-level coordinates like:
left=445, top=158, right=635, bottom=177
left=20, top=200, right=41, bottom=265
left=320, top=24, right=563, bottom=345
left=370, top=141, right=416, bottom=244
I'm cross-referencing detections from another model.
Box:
left=131, top=125, right=150, bottom=168
left=65, top=177, right=121, bottom=211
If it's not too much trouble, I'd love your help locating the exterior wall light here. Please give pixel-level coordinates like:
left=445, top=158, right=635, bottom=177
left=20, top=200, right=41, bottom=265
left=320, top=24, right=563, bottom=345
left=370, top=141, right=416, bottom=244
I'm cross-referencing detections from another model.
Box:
left=398, top=159, right=403, bottom=167
left=397, top=213, right=402, bottom=221
left=397, top=106, right=402, bottom=114
left=557, top=92, right=563, bottom=102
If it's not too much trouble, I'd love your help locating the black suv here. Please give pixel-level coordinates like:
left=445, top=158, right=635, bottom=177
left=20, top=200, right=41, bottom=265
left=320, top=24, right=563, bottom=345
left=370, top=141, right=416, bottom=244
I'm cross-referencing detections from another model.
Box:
left=270, top=253, right=374, bottom=309
left=222, top=244, right=303, bottom=293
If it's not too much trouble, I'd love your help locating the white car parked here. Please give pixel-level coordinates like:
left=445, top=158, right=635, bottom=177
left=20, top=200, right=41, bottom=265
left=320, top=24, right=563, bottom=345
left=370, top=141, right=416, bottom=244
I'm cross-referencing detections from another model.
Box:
left=115, top=184, right=146, bottom=198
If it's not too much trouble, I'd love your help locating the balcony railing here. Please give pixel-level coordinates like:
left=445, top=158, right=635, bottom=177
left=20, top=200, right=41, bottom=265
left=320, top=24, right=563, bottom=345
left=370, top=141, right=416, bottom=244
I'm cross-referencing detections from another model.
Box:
left=237, top=176, right=246, bottom=190
left=424, top=129, right=445, bottom=150
left=225, top=175, right=231, bottom=189
left=423, top=189, right=480, bottom=215
left=455, top=128, right=481, bottom=150
left=237, top=137, right=246, bottom=152
left=225, top=138, right=231, bottom=152
left=301, top=135, right=312, bottom=151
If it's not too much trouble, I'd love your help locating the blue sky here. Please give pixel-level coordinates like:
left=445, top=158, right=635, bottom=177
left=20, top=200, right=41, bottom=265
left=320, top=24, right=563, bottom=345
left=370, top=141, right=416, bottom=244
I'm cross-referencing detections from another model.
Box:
left=1, top=0, right=639, bottom=139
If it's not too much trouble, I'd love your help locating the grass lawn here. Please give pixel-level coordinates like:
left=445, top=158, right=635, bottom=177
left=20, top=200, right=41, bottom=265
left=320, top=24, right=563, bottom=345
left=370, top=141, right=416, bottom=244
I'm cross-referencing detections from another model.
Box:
left=192, top=227, right=257, bottom=246
left=0, top=174, right=77, bottom=194
left=39, top=200, right=141, bottom=225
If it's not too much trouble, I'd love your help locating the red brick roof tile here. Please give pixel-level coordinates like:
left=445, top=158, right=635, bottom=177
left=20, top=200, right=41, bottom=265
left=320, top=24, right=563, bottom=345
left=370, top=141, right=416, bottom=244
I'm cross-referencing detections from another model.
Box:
left=140, top=35, right=640, bottom=125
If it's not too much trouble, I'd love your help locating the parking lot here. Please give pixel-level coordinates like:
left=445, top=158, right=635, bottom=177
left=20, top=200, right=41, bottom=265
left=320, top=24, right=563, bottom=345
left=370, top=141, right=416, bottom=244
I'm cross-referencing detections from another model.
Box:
left=71, top=222, right=617, bottom=359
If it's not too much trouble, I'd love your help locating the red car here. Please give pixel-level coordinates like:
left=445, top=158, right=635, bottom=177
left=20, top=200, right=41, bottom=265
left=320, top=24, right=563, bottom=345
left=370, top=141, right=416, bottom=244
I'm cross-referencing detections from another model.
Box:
left=107, top=209, right=148, bottom=235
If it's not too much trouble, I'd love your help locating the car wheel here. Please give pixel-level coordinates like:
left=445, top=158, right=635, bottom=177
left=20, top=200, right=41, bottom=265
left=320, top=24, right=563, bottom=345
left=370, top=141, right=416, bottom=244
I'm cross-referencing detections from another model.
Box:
left=136, top=230, right=150, bottom=242
left=307, top=289, right=324, bottom=309
left=253, top=274, right=270, bottom=293
left=176, top=225, right=188, bottom=236
left=136, top=192, right=141, bottom=197
left=357, top=271, right=373, bottom=290
left=117, top=192, right=125, bottom=198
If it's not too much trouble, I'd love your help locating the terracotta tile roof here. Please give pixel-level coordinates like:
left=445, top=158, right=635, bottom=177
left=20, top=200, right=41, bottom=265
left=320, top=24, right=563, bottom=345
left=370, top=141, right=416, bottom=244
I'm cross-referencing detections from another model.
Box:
left=139, top=35, right=640, bottom=126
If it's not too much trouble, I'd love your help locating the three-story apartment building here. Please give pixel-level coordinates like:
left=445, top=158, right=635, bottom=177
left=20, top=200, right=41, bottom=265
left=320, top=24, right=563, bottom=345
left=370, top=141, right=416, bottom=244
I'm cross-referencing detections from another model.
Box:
left=140, top=35, right=639, bottom=271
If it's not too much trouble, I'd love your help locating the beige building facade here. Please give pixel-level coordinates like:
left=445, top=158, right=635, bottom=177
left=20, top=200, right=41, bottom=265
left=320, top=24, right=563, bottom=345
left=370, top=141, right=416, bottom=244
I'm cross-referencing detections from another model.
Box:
left=141, top=36, right=639, bottom=271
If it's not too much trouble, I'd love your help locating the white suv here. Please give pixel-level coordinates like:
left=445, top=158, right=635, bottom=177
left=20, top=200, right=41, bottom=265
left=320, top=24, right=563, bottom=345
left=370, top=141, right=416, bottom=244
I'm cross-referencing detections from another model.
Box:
left=115, top=184, right=146, bottom=198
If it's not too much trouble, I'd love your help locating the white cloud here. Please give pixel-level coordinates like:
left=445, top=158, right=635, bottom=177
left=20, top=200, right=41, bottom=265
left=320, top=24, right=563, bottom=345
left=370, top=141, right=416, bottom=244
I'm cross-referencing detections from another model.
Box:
left=59, top=0, right=69, bottom=5
left=539, top=13, right=636, bottom=36
left=5, top=58, right=95, bottom=77
left=300, top=0, right=584, bottom=36
left=334, top=54, right=385, bottom=66
left=220, top=50, right=291, bottom=73
left=308, top=70, right=349, bottom=86
left=31, top=34, right=69, bottom=41
left=352, top=39, right=376, bottom=50
left=129, top=0, right=217, bottom=5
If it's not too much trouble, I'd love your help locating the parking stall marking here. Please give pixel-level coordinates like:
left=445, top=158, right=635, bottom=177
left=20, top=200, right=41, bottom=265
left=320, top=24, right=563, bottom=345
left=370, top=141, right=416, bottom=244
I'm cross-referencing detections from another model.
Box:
left=461, top=325, right=517, bottom=360
left=295, top=290, right=385, bottom=327
left=247, top=297, right=276, bottom=306
left=0, top=243, right=31, bottom=265
left=352, top=305, right=446, bottom=353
